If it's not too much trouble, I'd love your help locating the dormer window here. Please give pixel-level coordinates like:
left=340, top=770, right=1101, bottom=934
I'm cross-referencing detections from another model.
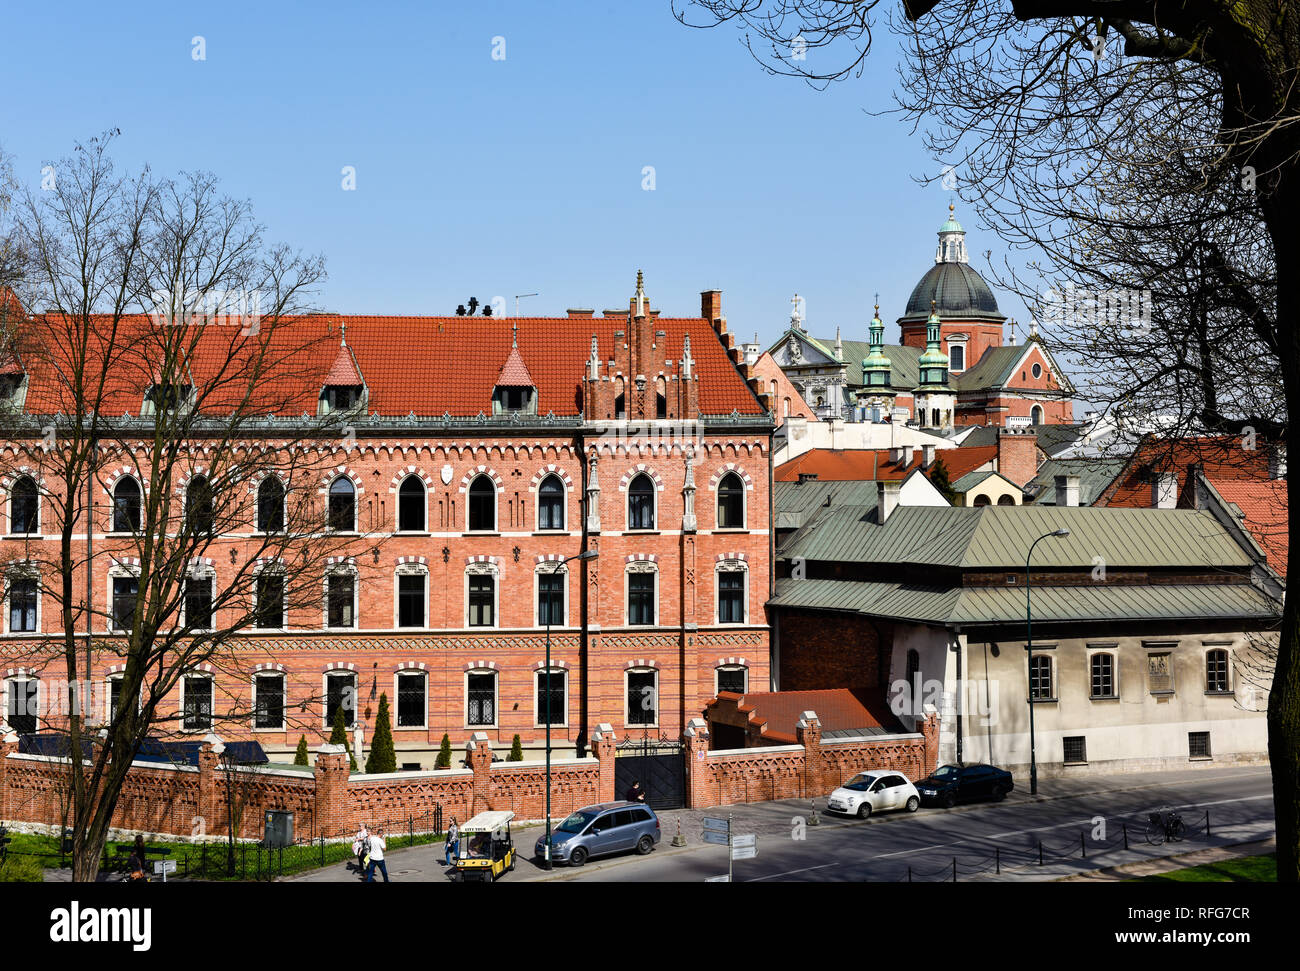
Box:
left=0, top=373, right=23, bottom=408
left=142, top=382, right=193, bottom=417
left=319, top=331, right=367, bottom=417
left=492, top=324, right=537, bottom=416
left=321, top=385, right=363, bottom=414
left=495, top=386, right=532, bottom=413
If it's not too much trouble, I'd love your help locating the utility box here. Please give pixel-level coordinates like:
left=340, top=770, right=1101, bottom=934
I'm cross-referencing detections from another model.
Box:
left=264, top=810, right=294, bottom=848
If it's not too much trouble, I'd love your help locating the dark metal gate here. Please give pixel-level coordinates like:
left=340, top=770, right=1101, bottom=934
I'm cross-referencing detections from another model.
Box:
left=614, top=734, right=686, bottom=810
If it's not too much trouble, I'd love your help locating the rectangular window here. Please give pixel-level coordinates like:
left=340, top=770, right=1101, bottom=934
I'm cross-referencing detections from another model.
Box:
left=717, top=572, right=745, bottom=623
left=468, top=575, right=494, bottom=627
left=1063, top=736, right=1087, bottom=764
left=536, top=669, right=566, bottom=725
left=1090, top=654, right=1115, bottom=698
left=182, top=676, right=213, bottom=731
left=325, top=672, right=356, bottom=728
left=1148, top=653, right=1174, bottom=694
left=397, top=574, right=425, bottom=628
left=1206, top=650, right=1230, bottom=692
left=467, top=673, right=496, bottom=726
left=1189, top=731, right=1212, bottom=759
left=112, top=576, right=139, bottom=631
left=108, top=677, right=123, bottom=723
left=185, top=577, right=213, bottom=630
left=8, top=578, right=37, bottom=632
left=627, top=670, right=657, bottom=726
left=254, top=674, right=285, bottom=730
left=7, top=679, right=37, bottom=734
left=255, top=574, right=285, bottom=628
left=397, top=671, right=426, bottom=728
left=628, top=572, right=655, bottom=626
left=538, top=572, right=565, bottom=626
left=717, top=667, right=747, bottom=695
left=1029, top=656, right=1052, bottom=700
left=327, top=574, right=355, bottom=628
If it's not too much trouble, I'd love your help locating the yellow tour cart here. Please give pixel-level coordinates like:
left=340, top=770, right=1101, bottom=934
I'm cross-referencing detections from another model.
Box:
left=454, top=810, right=516, bottom=882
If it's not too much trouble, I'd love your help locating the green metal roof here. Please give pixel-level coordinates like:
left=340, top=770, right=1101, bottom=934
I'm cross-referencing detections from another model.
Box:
left=778, top=504, right=1257, bottom=571
left=951, top=345, right=1026, bottom=391
left=774, top=479, right=881, bottom=529
left=770, top=577, right=1280, bottom=627
left=1028, top=458, right=1127, bottom=506
left=832, top=340, right=922, bottom=390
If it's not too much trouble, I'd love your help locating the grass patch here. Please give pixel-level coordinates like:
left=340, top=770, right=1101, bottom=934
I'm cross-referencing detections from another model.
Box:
left=1133, top=853, right=1276, bottom=883
left=0, top=855, right=45, bottom=882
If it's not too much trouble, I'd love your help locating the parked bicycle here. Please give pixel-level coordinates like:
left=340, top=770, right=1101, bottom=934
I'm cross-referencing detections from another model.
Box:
left=1144, top=810, right=1186, bottom=845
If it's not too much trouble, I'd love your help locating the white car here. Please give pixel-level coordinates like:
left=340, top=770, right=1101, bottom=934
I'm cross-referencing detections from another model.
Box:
left=826, top=770, right=921, bottom=818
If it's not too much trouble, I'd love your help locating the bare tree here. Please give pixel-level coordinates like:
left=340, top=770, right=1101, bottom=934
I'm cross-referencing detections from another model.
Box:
left=676, top=0, right=1300, bottom=880
left=1, top=133, right=377, bottom=880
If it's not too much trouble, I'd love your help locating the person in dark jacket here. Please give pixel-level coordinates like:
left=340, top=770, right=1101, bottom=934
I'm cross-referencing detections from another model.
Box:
left=626, top=780, right=646, bottom=803
left=128, top=835, right=148, bottom=883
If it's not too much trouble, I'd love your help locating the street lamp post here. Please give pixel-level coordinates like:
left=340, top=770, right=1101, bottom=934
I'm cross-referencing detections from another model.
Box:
left=543, top=548, right=597, bottom=870
left=1025, top=528, right=1069, bottom=796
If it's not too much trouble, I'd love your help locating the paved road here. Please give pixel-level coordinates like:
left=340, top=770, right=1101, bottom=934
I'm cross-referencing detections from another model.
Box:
left=285, top=766, right=1275, bottom=883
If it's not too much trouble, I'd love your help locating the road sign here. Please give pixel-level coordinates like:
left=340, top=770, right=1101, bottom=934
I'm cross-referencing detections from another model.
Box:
left=705, top=874, right=730, bottom=882
left=702, top=816, right=730, bottom=833
left=702, top=831, right=730, bottom=846
left=153, top=859, right=177, bottom=883
left=731, top=845, right=757, bottom=860
left=732, top=833, right=756, bottom=849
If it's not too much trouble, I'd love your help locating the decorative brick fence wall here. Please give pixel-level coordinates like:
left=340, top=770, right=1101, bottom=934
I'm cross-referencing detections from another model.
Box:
left=0, top=712, right=937, bottom=841
left=683, top=707, right=940, bottom=808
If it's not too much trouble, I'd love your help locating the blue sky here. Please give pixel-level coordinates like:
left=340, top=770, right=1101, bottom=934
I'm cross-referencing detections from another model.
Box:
left=1, top=0, right=1037, bottom=352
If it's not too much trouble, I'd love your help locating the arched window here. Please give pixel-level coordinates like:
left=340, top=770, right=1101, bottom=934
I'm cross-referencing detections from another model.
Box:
left=537, top=475, right=565, bottom=530
left=1029, top=655, right=1053, bottom=700
left=973, top=494, right=991, bottom=507
left=716, top=472, right=744, bottom=529
left=112, top=477, right=142, bottom=532
left=10, top=475, right=38, bottom=534
left=328, top=477, right=355, bottom=532
left=468, top=475, right=496, bottom=531
left=398, top=475, right=426, bottom=532
left=257, top=477, right=285, bottom=533
left=1031, top=405, right=1044, bottom=424
left=996, top=494, right=1016, bottom=506
left=186, top=474, right=214, bottom=537
left=627, top=474, right=655, bottom=530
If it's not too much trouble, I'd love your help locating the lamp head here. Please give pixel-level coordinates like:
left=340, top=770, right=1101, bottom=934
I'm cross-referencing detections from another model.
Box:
left=578, top=549, right=599, bottom=561
left=1054, top=528, right=1070, bottom=538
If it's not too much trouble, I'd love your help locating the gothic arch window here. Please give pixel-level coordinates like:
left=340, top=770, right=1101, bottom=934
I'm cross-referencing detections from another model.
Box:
left=627, top=473, right=655, bottom=530
left=257, top=476, right=285, bottom=533
left=112, top=477, right=142, bottom=532
left=185, top=474, right=215, bottom=537
left=537, top=474, right=565, bottom=531
left=397, top=475, right=426, bottom=532
left=468, top=475, right=496, bottom=532
left=9, top=475, right=38, bottom=534
left=716, top=472, right=745, bottom=529
left=328, top=477, right=356, bottom=532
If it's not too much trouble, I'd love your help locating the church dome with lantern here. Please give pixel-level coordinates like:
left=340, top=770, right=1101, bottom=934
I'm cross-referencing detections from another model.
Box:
left=899, top=206, right=1003, bottom=324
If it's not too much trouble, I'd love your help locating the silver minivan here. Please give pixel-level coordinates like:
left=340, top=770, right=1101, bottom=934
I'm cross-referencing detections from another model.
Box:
left=535, top=801, right=661, bottom=866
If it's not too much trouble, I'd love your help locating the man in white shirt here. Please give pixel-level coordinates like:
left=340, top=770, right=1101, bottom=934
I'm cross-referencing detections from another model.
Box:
left=365, top=827, right=389, bottom=882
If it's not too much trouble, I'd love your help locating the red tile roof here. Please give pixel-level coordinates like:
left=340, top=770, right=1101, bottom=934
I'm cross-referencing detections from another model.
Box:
left=712, top=688, right=904, bottom=743
left=1099, top=435, right=1274, bottom=507
left=494, top=343, right=535, bottom=388
left=323, top=340, right=364, bottom=386
left=775, top=445, right=997, bottom=484
left=1210, top=479, right=1289, bottom=574
left=7, top=311, right=764, bottom=418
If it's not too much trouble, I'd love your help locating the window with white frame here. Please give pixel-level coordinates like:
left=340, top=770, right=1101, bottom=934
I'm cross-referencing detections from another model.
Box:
left=6, top=676, right=38, bottom=734
left=396, top=670, right=427, bottom=728
left=254, top=568, right=286, bottom=628
left=535, top=667, right=567, bottom=726
left=257, top=476, right=285, bottom=533
left=181, top=674, right=214, bottom=731
left=106, top=674, right=125, bottom=724
left=185, top=572, right=215, bottom=631
left=327, top=477, right=356, bottom=532
left=715, top=665, right=747, bottom=695
left=716, top=560, right=747, bottom=624
left=6, top=570, right=38, bottom=633
left=466, top=670, right=497, bottom=726
left=110, top=570, right=140, bottom=631
left=537, top=474, right=565, bottom=530
left=468, top=475, right=496, bottom=531
left=627, top=474, right=656, bottom=530
left=395, top=566, right=427, bottom=628
left=537, top=564, right=566, bottom=627
left=325, top=671, right=357, bottom=728
left=626, top=668, right=658, bottom=726
left=1089, top=652, right=1116, bottom=699
left=185, top=474, right=215, bottom=538
left=1206, top=648, right=1231, bottom=693
left=397, top=475, right=426, bottom=532
left=9, top=475, right=39, bottom=534
left=716, top=472, right=745, bottom=529
left=626, top=562, right=657, bottom=626
left=1029, top=654, right=1053, bottom=700
left=326, top=568, right=357, bottom=629
left=466, top=563, right=497, bottom=627
left=112, top=477, right=142, bottom=532
left=948, top=342, right=965, bottom=372
left=254, top=673, right=286, bottom=730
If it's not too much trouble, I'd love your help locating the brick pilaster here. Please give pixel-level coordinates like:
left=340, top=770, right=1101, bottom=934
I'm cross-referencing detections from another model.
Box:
left=467, top=732, right=493, bottom=813
left=313, top=744, right=350, bottom=838
left=590, top=723, right=617, bottom=804
left=682, top=718, right=709, bottom=809
left=796, top=710, right=823, bottom=796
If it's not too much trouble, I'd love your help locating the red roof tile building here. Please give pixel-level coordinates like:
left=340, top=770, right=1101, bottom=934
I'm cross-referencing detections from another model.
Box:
left=0, top=277, right=775, bottom=770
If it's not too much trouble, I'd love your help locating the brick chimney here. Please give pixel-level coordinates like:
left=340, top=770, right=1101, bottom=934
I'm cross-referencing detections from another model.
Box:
left=701, top=290, right=722, bottom=323
left=997, top=428, right=1039, bottom=487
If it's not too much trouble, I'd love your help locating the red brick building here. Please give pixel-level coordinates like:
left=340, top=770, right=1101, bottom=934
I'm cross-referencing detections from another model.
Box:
left=0, top=276, right=774, bottom=767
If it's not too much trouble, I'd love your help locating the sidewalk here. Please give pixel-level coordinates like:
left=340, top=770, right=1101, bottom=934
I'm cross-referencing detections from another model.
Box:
left=1056, top=837, right=1276, bottom=882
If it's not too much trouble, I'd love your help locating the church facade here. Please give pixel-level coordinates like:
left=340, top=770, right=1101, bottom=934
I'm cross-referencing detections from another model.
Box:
left=769, top=208, right=1075, bottom=432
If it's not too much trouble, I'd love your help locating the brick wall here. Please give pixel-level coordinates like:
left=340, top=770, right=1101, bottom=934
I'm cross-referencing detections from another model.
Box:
left=775, top=609, right=889, bottom=692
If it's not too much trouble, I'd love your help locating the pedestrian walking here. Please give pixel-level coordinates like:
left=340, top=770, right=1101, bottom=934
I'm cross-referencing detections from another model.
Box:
left=128, top=835, right=149, bottom=883
left=444, top=817, right=459, bottom=867
left=352, top=824, right=371, bottom=875
left=365, top=827, right=389, bottom=882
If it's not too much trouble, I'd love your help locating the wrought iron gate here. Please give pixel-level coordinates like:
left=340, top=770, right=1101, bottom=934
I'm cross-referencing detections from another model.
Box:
left=614, top=734, right=686, bottom=810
